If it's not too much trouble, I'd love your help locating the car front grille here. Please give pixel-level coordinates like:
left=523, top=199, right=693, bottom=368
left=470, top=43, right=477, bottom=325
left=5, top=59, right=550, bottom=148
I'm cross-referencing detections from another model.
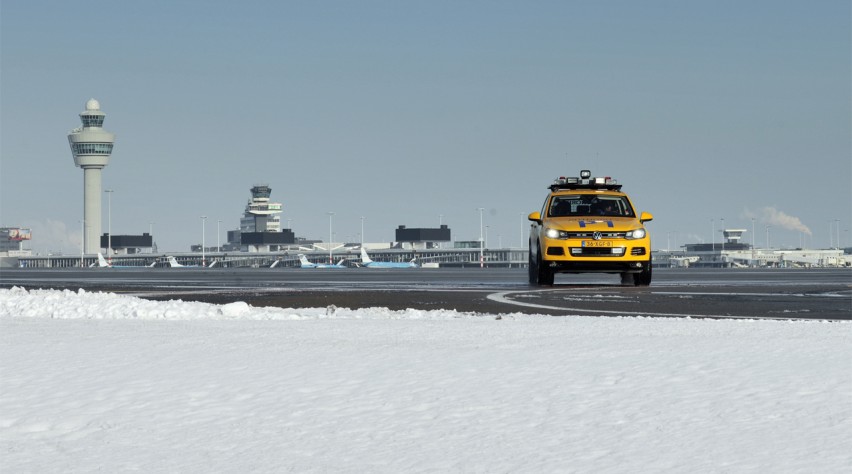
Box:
left=569, top=247, right=625, bottom=257
left=567, top=232, right=627, bottom=239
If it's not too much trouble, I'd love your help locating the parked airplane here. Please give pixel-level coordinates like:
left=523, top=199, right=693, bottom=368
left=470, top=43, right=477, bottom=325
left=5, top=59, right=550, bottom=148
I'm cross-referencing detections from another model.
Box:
left=167, top=256, right=202, bottom=268
left=98, top=253, right=156, bottom=268
left=359, top=248, right=418, bottom=268
left=298, top=254, right=346, bottom=269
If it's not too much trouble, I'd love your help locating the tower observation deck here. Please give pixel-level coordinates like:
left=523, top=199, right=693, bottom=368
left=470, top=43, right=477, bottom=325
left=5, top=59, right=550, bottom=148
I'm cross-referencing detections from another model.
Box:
left=235, top=185, right=293, bottom=252
left=240, top=185, right=283, bottom=233
left=68, top=99, right=115, bottom=254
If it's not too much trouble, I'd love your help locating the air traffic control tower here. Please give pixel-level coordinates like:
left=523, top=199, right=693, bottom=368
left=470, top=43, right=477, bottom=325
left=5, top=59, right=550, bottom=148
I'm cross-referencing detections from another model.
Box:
left=68, top=99, right=115, bottom=254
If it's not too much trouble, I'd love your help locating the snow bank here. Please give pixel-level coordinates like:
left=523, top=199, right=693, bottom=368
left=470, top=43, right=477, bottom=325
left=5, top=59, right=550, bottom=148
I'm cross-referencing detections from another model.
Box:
left=0, top=287, right=487, bottom=321
left=1, top=287, right=850, bottom=473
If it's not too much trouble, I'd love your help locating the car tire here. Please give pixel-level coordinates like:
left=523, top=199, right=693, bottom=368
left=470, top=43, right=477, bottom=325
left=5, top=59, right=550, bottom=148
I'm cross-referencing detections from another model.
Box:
left=539, top=264, right=554, bottom=286
left=633, top=261, right=652, bottom=286
left=528, top=247, right=538, bottom=284
left=529, top=246, right=554, bottom=286
left=536, top=248, right=554, bottom=286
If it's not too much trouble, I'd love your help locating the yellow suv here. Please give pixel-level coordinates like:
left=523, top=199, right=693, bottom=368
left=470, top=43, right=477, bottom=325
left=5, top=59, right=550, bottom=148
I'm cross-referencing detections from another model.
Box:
left=528, top=170, right=653, bottom=285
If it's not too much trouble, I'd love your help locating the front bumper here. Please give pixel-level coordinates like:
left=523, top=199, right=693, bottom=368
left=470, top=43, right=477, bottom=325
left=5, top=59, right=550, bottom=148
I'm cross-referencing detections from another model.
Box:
left=544, top=259, right=650, bottom=274
left=541, top=238, right=651, bottom=273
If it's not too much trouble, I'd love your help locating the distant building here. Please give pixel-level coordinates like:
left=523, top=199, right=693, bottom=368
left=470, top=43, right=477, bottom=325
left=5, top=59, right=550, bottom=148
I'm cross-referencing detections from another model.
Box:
left=0, top=227, right=32, bottom=268
left=240, top=185, right=282, bottom=233
left=395, top=225, right=451, bottom=249
left=99, top=233, right=154, bottom=254
left=656, top=228, right=849, bottom=268
left=0, top=227, right=32, bottom=255
left=722, top=229, right=747, bottom=244
left=233, top=185, right=294, bottom=252
left=683, top=243, right=751, bottom=252
left=68, top=99, right=115, bottom=254
left=683, top=229, right=751, bottom=253
left=223, top=230, right=243, bottom=252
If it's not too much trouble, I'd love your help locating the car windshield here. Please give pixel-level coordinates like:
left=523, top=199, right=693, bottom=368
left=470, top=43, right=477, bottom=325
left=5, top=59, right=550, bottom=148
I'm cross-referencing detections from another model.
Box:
left=548, top=195, right=634, bottom=217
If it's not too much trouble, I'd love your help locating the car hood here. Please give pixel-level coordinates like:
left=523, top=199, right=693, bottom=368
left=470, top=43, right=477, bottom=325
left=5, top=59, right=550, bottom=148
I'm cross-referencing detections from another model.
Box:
left=547, top=217, right=641, bottom=231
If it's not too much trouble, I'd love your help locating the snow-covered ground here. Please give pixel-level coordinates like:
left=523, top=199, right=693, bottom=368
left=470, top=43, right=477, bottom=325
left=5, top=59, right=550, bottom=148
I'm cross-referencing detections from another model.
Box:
left=1, top=287, right=850, bottom=473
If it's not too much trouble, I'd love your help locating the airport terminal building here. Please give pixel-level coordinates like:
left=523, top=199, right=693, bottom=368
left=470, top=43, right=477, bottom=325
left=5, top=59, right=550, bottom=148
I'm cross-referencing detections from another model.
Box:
left=652, top=229, right=849, bottom=268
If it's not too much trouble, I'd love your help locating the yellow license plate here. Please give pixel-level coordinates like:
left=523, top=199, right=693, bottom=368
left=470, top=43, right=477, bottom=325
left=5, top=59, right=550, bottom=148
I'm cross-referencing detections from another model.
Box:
left=582, top=241, right=612, bottom=247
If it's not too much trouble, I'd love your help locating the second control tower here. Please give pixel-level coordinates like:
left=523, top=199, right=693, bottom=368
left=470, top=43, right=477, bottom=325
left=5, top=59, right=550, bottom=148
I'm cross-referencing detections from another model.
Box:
left=68, top=99, right=115, bottom=254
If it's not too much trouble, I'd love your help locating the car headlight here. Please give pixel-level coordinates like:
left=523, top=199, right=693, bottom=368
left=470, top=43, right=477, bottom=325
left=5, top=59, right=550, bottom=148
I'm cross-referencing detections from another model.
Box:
left=625, top=228, right=646, bottom=240
left=544, top=227, right=569, bottom=239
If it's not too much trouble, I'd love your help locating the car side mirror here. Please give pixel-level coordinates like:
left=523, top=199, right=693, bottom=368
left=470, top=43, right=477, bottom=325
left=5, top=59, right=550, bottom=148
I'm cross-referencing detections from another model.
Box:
left=528, top=211, right=542, bottom=223
left=639, top=212, right=654, bottom=223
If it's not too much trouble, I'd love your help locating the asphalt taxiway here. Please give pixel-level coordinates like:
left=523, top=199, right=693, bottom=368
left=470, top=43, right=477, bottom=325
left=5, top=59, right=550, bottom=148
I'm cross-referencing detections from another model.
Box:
left=1, top=267, right=849, bottom=320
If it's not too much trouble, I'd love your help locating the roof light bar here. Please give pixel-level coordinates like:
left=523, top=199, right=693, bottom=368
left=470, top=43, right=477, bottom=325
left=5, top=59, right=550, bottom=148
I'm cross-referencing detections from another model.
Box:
left=548, top=169, right=623, bottom=191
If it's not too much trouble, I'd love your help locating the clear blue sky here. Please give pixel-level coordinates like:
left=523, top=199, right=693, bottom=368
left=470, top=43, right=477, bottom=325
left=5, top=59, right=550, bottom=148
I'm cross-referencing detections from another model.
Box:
left=2, top=0, right=849, bottom=253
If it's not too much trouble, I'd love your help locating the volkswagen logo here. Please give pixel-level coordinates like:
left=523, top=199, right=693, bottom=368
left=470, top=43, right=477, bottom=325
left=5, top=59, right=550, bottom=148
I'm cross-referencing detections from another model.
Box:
left=593, top=231, right=602, bottom=240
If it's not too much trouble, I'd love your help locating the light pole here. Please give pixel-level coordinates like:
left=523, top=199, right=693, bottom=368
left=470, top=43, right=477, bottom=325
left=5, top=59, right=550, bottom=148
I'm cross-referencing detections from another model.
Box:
left=217, top=219, right=221, bottom=252
left=766, top=225, right=771, bottom=249
left=79, top=219, right=85, bottom=267
left=720, top=218, right=725, bottom=254
left=104, top=189, right=113, bottom=263
left=201, top=216, right=207, bottom=267
left=327, top=212, right=335, bottom=264
left=828, top=220, right=833, bottom=248
left=478, top=208, right=485, bottom=268
left=836, top=220, right=841, bottom=250
left=360, top=216, right=365, bottom=246
left=438, top=214, right=443, bottom=249
left=751, top=217, right=756, bottom=265
left=711, top=218, right=715, bottom=251
left=751, top=218, right=756, bottom=248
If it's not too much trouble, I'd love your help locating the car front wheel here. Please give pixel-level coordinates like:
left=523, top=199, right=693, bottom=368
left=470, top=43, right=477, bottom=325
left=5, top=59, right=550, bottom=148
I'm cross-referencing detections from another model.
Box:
left=633, top=261, right=652, bottom=286
left=528, top=247, right=538, bottom=284
left=529, top=246, right=554, bottom=286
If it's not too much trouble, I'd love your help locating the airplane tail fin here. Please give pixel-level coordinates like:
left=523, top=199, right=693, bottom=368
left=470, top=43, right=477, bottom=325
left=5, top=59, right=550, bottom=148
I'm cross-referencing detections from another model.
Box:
left=336, top=259, right=346, bottom=266
left=167, top=256, right=184, bottom=268
left=360, top=247, right=373, bottom=264
left=298, top=254, right=312, bottom=266
left=97, top=253, right=111, bottom=267
left=208, top=259, right=218, bottom=268
left=147, top=260, right=157, bottom=268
